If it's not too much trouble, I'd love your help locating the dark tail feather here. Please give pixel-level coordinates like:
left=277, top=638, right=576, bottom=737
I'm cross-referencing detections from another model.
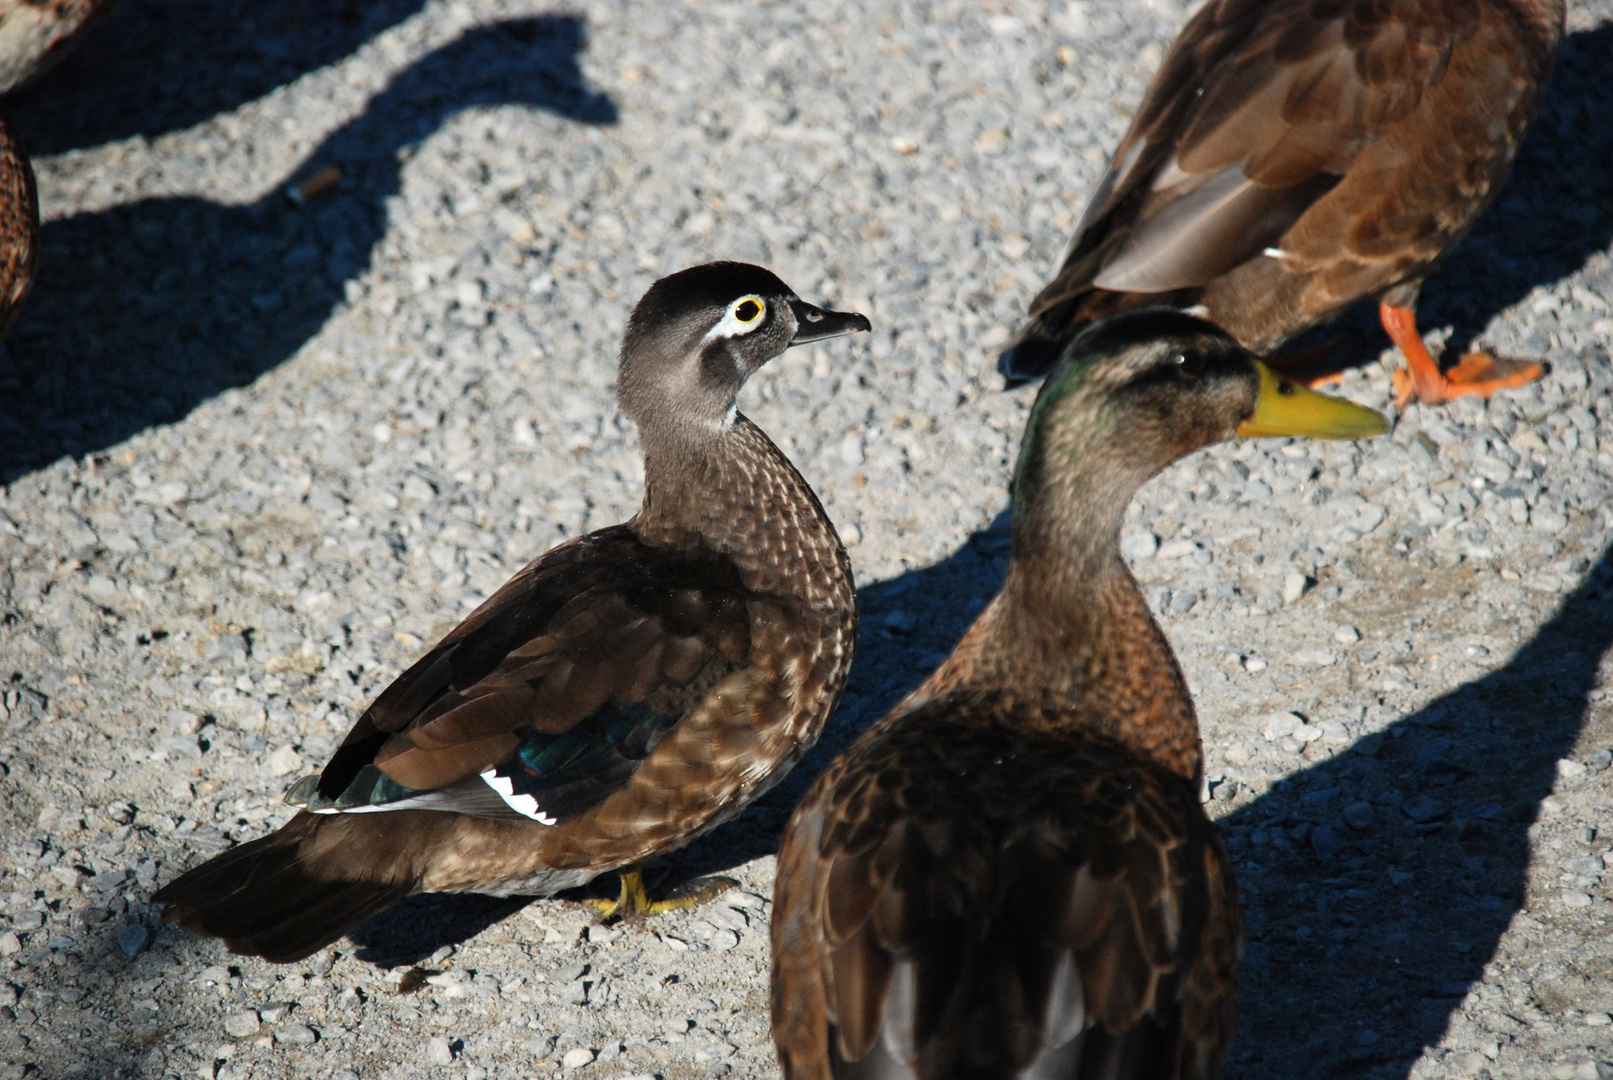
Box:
left=153, top=813, right=415, bottom=964
left=998, top=296, right=1092, bottom=387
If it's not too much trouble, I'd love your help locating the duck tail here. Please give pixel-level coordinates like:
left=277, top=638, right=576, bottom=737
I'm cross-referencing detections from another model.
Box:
left=999, top=288, right=1200, bottom=387
left=152, top=812, right=416, bottom=964
left=998, top=295, right=1097, bottom=387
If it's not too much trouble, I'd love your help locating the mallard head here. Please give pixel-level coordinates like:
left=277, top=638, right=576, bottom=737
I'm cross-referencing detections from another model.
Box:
left=1012, top=308, right=1386, bottom=547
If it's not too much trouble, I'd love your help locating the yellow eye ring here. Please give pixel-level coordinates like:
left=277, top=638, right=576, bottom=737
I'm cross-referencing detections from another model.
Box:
left=734, top=298, right=764, bottom=323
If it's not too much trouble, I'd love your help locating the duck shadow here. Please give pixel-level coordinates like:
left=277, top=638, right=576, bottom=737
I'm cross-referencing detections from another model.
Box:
left=0, top=15, right=616, bottom=482
left=5, top=0, right=431, bottom=155
left=345, top=891, right=532, bottom=969
left=1222, top=541, right=1613, bottom=1080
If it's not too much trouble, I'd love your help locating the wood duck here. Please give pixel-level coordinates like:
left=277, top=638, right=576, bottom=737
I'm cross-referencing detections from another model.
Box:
left=772, top=310, right=1386, bottom=1080
left=1000, top=0, right=1565, bottom=407
left=155, top=262, right=869, bottom=963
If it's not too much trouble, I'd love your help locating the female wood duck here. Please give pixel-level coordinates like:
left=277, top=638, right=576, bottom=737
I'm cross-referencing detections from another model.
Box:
left=155, top=262, right=869, bottom=963
left=1000, top=0, right=1565, bottom=407
left=772, top=310, right=1386, bottom=1080
left=0, top=0, right=114, bottom=341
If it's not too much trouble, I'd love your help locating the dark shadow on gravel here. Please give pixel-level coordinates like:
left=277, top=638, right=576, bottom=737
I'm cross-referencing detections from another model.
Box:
left=6, top=0, right=432, bottom=155
left=346, top=891, right=531, bottom=968
left=0, top=16, right=616, bottom=482
left=1224, top=541, right=1613, bottom=1080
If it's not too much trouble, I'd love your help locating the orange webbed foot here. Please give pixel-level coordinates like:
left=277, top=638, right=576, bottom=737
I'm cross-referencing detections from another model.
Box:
left=1390, top=351, right=1547, bottom=408
left=1379, top=302, right=1546, bottom=408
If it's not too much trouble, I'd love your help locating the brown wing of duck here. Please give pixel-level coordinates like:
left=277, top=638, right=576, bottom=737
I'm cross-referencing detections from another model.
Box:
left=771, top=701, right=1241, bottom=1080
left=1004, top=0, right=1467, bottom=379
left=155, top=525, right=756, bottom=962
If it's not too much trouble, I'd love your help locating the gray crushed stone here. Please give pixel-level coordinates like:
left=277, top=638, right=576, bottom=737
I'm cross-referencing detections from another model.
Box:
left=3, top=1, right=1613, bottom=1078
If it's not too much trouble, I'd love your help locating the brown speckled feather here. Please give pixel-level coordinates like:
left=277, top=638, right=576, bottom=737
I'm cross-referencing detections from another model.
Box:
left=0, top=112, right=36, bottom=339
left=1005, top=0, right=1564, bottom=376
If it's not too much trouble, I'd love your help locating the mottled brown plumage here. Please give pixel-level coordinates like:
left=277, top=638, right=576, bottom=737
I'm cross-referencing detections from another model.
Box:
left=0, top=111, right=36, bottom=339
left=774, top=311, right=1386, bottom=1080
left=156, top=263, right=868, bottom=962
left=1001, top=0, right=1564, bottom=406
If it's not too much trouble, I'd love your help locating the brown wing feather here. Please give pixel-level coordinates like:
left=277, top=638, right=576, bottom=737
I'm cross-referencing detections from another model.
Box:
left=772, top=694, right=1241, bottom=1080
left=318, top=524, right=752, bottom=799
left=1063, top=0, right=1457, bottom=299
left=1003, top=0, right=1557, bottom=382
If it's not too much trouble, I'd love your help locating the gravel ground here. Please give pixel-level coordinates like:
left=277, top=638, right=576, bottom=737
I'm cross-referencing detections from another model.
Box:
left=2, top=1, right=1613, bottom=1078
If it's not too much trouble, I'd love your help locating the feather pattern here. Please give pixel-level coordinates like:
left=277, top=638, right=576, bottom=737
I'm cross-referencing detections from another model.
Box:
left=773, top=699, right=1241, bottom=1080
left=155, top=262, right=866, bottom=962
left=1003, top=0, right=1565, bottom=380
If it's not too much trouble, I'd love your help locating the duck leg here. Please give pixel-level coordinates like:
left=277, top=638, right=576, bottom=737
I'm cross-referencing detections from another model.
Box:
left=1381, top=302, right=1545, bottom=407
left=586, top=863, right=738, bottom=920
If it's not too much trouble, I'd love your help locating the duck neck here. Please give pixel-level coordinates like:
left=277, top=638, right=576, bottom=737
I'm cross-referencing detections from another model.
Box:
left=633, top=413, right=846, bottom=602
left=922, top=467, right=1202, bottom=782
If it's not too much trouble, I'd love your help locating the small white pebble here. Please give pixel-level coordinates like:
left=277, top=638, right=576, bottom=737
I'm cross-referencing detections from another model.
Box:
left=1333, top=625, right=1360, bottom=644
left=562, top=1048, right=596, bottom=1070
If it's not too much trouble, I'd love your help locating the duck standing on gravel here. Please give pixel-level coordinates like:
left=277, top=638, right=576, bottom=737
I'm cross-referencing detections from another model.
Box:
left=1000, top=0, right=1565, bottom=408
left=155, top=262, right=869, bottom=963
left=772, top=311, right=1386, bottom=1080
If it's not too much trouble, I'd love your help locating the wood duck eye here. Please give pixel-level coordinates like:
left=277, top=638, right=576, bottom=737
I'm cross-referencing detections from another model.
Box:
left=734, top=299, right=763, bottom=323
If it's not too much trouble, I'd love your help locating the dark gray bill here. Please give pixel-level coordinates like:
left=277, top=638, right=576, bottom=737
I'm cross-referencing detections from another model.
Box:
left=789, top=299, right=871, bottom=345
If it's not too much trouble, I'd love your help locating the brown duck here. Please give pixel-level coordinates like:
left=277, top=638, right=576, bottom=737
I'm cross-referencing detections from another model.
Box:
left=773, top=310, right=1386, bottom=1080
left=1000, top=0, right=1565, bottom=407
left=155, top=262, right=869, bottom=963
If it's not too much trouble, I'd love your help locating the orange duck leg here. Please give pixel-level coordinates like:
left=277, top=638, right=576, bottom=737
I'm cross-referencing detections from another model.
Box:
left=1382, top=302, right=1546, bottom=408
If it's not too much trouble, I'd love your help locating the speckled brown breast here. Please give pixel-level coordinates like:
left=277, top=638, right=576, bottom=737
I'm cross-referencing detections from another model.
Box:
left=0, top=111, right=36, bottom=339
left=417, top=414, right=857, bottom=895
left=0, top=0, right=116, bottom=93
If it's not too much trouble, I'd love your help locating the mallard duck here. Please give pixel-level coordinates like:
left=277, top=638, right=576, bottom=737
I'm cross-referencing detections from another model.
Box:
left=772, top=310, right=1386, bottom=1080
left=154, top=262, right=869, bottom=963
left=0, top=111, right=34, bottom=339
left=1000, top=0, right=1565, bottom=407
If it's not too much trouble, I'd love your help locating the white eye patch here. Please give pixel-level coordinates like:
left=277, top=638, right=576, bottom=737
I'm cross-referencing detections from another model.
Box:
left=702, top=294, right=769, bottom=342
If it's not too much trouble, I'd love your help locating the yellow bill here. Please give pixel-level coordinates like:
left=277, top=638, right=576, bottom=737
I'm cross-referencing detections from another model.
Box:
left=1235, top=362, right=1390, bottom=440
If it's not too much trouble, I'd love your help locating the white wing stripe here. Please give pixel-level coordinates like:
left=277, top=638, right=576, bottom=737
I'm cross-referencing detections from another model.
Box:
left=480, top=769, right=559, bottom=825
